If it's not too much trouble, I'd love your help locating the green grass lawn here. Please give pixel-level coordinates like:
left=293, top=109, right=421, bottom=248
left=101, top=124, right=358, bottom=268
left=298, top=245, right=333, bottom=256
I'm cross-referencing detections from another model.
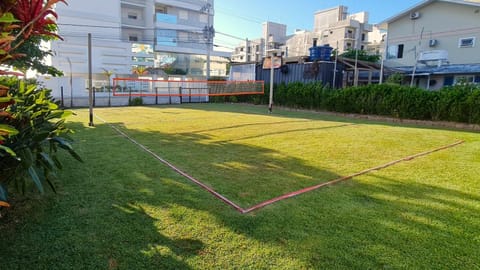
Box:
left=1, top=103, right=480, bottom=269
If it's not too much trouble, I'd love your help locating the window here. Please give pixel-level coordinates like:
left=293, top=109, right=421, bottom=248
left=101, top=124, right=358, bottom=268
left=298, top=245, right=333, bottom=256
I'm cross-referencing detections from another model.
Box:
left=387, top=44, right=404, bottom=59
left=459, top=37, right=475, bottom=48
left=397, top=44, right=404, bottom=58
left=454, top=75, right=479, bottom=85
left=128, top=12, right=138, bottom=20
left=361, top=33, right=366, bottom=41
left=129, top=35, right=138, bottom=42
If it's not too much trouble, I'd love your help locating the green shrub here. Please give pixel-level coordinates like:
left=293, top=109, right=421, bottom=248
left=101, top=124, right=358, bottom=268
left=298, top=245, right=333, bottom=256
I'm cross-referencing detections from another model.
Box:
left=0, top=78, right=82, bottom=204
left=231, top=81, right=480, bottom=124
left=129, top=97, right=144, bottom=106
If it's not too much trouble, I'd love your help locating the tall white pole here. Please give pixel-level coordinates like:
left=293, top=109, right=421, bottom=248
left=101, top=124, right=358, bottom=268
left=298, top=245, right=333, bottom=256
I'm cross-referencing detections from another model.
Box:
left=332, top=41, right=338, bottom=88
left=67, top=57, right=73, bottom=107
left=269, top=54, right=274, bottom=113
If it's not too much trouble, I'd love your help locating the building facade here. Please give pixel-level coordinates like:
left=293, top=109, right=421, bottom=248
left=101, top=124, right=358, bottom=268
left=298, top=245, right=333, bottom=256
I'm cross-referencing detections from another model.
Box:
left=312, top=6, right=372, bottom=53
left=381, top=0, right=480, bottom=89
left=231, top=22, right=286, bottom=63
left=44, top=0, right=229, bottom=105
left=232, top=5, right=374, bottom=62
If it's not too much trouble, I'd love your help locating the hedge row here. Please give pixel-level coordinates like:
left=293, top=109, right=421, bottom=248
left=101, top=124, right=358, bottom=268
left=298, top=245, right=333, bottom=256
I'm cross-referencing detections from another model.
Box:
left=212, top=82, right=480, bottom=124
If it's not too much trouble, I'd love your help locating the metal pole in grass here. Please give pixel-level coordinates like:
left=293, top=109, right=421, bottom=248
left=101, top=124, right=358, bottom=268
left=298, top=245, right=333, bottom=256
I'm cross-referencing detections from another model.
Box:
left=88, top=33, right=94, bottom=127
left=266, top=48, right=281, bottom=113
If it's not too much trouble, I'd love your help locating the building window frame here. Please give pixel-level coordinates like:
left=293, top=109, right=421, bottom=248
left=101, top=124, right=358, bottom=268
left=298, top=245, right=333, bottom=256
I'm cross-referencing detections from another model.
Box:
left=129, top=35, right=138, bottom=42
left=128, top=12, right=138, bottom=20
left=459, top=37, right=475, bottom=48
left=454, top=75, right=478, bottom=85
left=387, top=44, right=404, bottom=59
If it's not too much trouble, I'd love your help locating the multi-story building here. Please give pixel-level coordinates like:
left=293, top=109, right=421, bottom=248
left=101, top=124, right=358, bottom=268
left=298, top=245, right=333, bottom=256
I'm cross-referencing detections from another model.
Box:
left=232, top=5, right=374, bottom=62
left=366, top=25, right=386, bottom=56
left=313, top=6, right=372, bottom=53
left=231, top=21, right=287, bottom=63
left=381, top=0, right=480, bottom=89
left=43, top=0, right=229, bottom=105
left=231, top=38, right=265, bottom=63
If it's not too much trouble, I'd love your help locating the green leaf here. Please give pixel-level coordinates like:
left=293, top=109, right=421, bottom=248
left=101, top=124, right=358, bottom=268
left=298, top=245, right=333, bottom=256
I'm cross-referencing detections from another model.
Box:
left=0, top=97, right=13, bottom=103
left=48, top=102, right=59, bottom=110
left=0, top=124, right=19, bottom=136
left=0, top=12, right=19, bottom=23
left=51, top=137, right=83, bottom=162
left=24, top=84, right=36, bottom=96
left=0, top=145, right=17, bottom=157
left=45, top=110, right=64, bottom=120
left=39, top=152, right=55, bottom=170
left=28, top=166, right=44, bottom=194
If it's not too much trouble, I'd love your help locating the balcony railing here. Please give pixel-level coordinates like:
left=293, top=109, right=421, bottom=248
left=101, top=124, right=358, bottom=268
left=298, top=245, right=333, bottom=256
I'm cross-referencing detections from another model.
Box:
left=122, top=17, right=146, bottom=28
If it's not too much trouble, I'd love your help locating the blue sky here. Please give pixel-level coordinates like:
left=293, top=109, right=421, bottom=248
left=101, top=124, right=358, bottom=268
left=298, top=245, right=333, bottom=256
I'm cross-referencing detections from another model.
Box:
left=214, top=0, right=421, bottom=50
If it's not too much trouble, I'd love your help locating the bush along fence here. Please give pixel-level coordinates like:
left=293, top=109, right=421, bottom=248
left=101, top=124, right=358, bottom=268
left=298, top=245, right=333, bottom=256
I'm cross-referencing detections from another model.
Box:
left=212, top=82, right=480, bottom=125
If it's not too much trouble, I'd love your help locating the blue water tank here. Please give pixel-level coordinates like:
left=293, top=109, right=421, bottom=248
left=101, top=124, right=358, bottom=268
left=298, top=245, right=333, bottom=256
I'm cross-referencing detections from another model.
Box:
left=309, top=46, right=333, bottom=61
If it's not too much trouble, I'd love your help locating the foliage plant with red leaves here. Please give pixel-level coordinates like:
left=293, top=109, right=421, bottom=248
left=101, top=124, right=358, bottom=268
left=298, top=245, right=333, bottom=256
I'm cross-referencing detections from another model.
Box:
left=12, top=0, right=67, bottom=40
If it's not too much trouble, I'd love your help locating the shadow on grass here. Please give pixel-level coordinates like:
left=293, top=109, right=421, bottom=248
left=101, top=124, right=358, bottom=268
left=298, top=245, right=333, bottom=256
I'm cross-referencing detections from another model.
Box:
left=2, top=108, right=479, bottom=269
left=99, top=120, right=346, bottom=208
left=76, top=117, right=480, bottom=268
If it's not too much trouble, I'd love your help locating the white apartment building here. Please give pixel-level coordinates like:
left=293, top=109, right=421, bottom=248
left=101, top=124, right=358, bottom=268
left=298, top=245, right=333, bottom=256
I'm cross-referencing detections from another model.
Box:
left=231, top=21, right=287, bottom=63
left=366, top=25, right=386, bottom=56
left=232, top=6, right=375, bottom=62
left=43, top=0, right=229, bottom=105
left=313, top=6, right=372, bottom=53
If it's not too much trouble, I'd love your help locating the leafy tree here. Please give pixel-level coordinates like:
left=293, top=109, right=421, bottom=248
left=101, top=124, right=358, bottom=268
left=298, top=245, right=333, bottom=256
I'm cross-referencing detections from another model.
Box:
left=6, top=35, right=63, bottom=77
left=386, top=73, right=405, bottom=85
left=340, top=49, right=381, bottom=63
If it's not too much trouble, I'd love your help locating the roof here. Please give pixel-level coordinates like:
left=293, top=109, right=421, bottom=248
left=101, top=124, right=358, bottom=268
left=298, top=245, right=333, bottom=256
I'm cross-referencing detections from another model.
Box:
left=379, top=0, right=480, bottom=27
left=392, top=63, right=480, bottom=75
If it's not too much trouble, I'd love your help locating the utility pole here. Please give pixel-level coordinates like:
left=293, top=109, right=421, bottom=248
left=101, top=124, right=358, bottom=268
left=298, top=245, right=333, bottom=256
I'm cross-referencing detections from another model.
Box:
left=201, top=2, right=214, bottom=80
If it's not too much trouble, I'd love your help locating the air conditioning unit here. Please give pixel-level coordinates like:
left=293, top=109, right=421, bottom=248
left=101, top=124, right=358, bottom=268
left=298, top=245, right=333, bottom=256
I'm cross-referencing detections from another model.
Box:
left=429, top=39, right=437, bottom=47
left=410, top=12, right=420, bottom=19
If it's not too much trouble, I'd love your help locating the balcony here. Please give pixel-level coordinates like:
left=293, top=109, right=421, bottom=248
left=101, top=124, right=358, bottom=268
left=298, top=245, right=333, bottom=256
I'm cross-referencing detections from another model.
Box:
left=122, top=18, right=146, bottom=29
left=363, top=23, right=373, bottom=32
left=155, top=0, right=205, bottom=12
left=121, top=0, right=146, bottom=7
left=331, top=19, right=360, bottom=29
left=344, top=33, right=355, bottom=39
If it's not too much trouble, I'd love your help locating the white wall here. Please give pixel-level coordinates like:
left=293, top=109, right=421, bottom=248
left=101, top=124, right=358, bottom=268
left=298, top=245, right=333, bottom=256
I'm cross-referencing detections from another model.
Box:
left=385, top=1, right=480, bottom=67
